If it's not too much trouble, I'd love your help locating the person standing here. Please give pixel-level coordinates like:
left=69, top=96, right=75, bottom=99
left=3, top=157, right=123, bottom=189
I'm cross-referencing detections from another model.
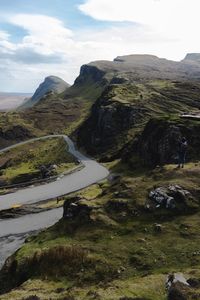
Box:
left=178, top=137, right=188, bottom=168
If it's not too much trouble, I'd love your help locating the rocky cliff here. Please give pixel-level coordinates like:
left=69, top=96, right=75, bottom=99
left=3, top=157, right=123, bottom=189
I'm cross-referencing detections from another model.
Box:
left=75, top=54, right=200, bottom=83
left=77, top=73, right=200, bottom=160
left=125, top=117, right=200, bottom=167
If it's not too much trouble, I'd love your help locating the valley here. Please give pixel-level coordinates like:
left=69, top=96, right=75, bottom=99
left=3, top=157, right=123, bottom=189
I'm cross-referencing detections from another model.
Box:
left=0, top=93, right=32, bottom=111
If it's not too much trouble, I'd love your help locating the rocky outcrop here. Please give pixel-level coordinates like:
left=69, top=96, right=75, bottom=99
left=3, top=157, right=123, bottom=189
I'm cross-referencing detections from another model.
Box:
left=147, top=185, right=198, bottom=212
left=166, top=273, right=200, bottom=300
left=74, top=65, right=107, bottom=86
left=132, top=118, right=200, bottom=167
left=63, top=197, right=93, bottom=222
left=77, top=85, right=146, bottom=158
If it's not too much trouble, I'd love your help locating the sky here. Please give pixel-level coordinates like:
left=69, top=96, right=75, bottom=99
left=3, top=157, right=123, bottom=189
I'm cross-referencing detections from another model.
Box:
left=0, top=0, right=200, bottom=92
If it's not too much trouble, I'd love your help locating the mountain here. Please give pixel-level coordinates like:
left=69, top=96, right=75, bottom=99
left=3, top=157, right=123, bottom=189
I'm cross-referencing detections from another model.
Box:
left=22, top=76, right=70, bottom=108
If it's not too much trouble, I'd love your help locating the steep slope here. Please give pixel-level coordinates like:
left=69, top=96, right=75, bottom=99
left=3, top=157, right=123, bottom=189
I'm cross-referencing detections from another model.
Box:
left=22, top=76, right=70, bottom=108
left=77, top=54, right=200, bottom=160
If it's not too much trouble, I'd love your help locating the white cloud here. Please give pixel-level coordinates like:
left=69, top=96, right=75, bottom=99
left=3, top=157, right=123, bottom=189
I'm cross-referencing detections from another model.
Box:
left=78, top=0, right=199, bottom=26
left=0, top=7, right=199, bottom=93
left=9, top=14, right=74, bottom=56
left=0, top=30, right=10, bottom=40
left=79, top=0, right=200, bottom=46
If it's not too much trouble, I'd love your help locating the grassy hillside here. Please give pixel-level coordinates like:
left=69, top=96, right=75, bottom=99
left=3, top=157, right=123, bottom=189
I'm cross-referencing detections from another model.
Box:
left=1, top=160, right=200, bottom=299
left=0, top=137, right=77, bottom=186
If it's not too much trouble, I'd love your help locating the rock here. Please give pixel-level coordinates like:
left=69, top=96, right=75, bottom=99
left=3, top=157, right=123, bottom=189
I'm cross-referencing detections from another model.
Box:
left=63, top=197, right=93, bottom=222
left=154, top=223, right=163, bottom=233
left=39, top=164, right=56, bottom=179
left=134, top=118, right=200, bottom=167
left=148, top=185, right=196, bottom=210
left=187, top=278, right=200, bottom=288
left=74, top=64, right=106, bottom=86
left=63, top=196, right=82, bottom=218
left=168, top=283, right=189, bottom=300
left=166, top=273, right=192, bottom=300
left=137, top=119, right=182, bottom=167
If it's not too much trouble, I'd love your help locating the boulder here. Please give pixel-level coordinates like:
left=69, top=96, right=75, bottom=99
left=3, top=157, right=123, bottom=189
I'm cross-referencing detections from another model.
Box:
left=166, top=273, right=190, bottom=300
left=63, top=197, right=93, bottom=222
left=148, top=185, right=197, bottom=211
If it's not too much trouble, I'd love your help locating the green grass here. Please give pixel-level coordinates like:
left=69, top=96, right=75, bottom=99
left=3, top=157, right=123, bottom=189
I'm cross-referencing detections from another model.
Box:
left=1, top=162, right=200, bottom=299
left=0, top=137, right=77, bottom=185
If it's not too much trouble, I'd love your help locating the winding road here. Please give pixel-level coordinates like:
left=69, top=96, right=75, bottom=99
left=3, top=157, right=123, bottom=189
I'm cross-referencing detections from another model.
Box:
left=0, top=135, right=109, bottom=211
left=0, top=135, right=109, bottom=267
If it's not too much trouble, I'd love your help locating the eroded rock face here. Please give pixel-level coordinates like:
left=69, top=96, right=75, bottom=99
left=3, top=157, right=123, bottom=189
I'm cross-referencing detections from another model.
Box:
left=74, top=65, right=106, bottom=86
left=134, top=118, right=200, bottom=167
left=77, top=85, right=145, bottom=157
left=137, top=120, right=182, bottom=166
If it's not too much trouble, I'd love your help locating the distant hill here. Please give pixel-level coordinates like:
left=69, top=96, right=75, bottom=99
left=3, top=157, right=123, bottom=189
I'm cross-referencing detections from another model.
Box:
left=22, top=76, right=70, bottom=108
left=0, top=92, right=32, bottom=111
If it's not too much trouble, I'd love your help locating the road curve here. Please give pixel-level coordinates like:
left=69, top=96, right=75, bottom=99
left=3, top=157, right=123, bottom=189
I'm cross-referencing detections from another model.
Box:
left=0, top=135, right=109, bottom=211
left=0, top=208, right=63, bottom=267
